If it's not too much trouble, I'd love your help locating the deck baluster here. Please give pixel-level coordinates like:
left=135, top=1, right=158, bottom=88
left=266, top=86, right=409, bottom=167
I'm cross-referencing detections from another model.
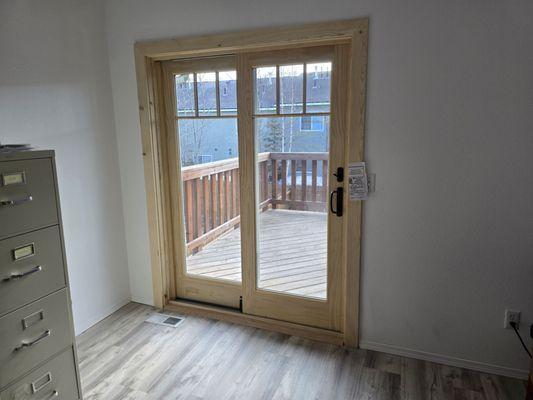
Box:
left=232, top=169, right=238, bottom=219
left=281, top=160, right=287, bottom=202
left=196, top=178, right=203, bottom=237
left=235, top=169, right=240, bottom=215
left=261, top=161, right=268, bottom=202
left=185, top=180, right=194, bottom=242
left=218, top=172, right=225, bottom=223
left=312, top=160, right=317, bottom=202
left=225, top=170, right=231, bottom=220
left=301, top=160, right=307, bottom=202
left=271, top=159, right=278, bottom=209
left=290, top=160, right=297, bottom=202
left=211, top=174, right=218, bottom=228
left=322, top=160, right=328, bottom=202
left=203, top=176, right=211, bottom=232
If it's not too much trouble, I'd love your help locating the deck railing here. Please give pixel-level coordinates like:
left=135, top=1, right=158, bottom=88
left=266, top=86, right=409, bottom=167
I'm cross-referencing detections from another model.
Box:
left=182, top=152, right=328, bottom=255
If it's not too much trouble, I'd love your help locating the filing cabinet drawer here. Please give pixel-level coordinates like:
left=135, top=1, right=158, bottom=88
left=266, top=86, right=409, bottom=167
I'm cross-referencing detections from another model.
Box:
left=0, top=289, right=72, bottom=389
left=0, top=226, right=66, bottom=317
left=0, top=158, right=58, bottom=240
left=0, top=347, right=80, bottom=400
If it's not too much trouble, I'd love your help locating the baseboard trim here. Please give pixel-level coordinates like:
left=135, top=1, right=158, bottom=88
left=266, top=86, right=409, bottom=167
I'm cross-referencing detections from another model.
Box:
left=75, top=297, right=131, bottom=335
left=359, top=340, right=528, bottom=380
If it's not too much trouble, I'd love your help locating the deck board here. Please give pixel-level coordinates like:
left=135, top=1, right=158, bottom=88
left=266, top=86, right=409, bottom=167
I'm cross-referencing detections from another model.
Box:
left=187, top=209, right=327, bottom=299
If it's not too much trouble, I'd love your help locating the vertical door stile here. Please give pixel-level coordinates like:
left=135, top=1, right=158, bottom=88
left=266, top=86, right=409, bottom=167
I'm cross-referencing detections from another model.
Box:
left=161, top=62, right=185, bottom=299
left=236, top=53, right=257, bottom=312
left=328, top=44, right=350, bottom=331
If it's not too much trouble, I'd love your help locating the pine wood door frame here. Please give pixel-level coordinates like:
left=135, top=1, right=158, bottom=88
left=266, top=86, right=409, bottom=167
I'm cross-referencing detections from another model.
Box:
left=134, top=18, right=368, bottom=347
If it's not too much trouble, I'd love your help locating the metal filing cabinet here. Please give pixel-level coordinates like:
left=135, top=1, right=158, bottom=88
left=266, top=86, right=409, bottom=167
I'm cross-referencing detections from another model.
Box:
left=0, top=150, right=82, bottom=399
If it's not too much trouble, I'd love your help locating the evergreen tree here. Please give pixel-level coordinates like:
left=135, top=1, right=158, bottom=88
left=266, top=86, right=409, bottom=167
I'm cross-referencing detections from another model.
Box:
left=261, top=118, right=283, bottom=152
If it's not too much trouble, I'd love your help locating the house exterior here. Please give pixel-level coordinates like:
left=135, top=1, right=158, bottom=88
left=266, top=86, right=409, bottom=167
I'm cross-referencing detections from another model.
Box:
left=175, top=65, right=331, bottom=168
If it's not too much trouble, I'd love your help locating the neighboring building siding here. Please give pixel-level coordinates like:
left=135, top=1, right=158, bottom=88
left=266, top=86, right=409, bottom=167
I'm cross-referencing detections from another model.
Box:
left=175, top=74, right=330, bottom=167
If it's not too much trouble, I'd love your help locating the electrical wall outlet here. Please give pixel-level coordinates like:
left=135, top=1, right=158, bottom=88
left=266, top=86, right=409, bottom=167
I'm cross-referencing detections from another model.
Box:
left=504, top=309, right=521, bottom=329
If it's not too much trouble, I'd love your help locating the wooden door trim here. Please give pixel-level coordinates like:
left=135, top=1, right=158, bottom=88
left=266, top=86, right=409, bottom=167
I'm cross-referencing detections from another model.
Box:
left=135, top=19, right=365, bottom=60
left=134, top=18, right=369, bottom=347
left=343, top=21, right=369, bottom=347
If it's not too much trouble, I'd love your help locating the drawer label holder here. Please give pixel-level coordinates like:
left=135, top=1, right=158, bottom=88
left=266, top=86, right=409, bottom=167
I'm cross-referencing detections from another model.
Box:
left=1, top=171, right=26, bottom=186
left=31, top=372, right=53, bottom=394
left=13, top=243, right=35, bottom=261
left=22, top=309, right=45, bottom=329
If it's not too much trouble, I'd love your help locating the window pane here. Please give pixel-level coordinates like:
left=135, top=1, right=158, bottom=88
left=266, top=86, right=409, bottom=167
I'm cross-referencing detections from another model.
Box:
left=254, top=67, right=276, bottom=114
left=306, top=62, right=331, bottom=113
left=178, top=118, right=241, bottom=282
left=219, top=70, right=237, bottom=116
left=176, top=73, right=195, bottom=117
left=255, top=116, right=329, bottom=299
left=300, top=116, right=325, bottom=132
left=178, top=119, right=239, bottom=166
left=256, top=116, right=329, bottom=153
left=197, top=72, right=217, bottom=116
left=280, top=64, right=303, bottom=114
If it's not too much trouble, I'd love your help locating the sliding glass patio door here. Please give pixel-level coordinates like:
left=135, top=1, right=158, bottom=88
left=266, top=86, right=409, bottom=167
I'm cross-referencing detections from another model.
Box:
left=163, top=44, right=349, bottom=330
left=162, top=56, right=243, bottom=308
left=239, top=46, right=348, bottom=331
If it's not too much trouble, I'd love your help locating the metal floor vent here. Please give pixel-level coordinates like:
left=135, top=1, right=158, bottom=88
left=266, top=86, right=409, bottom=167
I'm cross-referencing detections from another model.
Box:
left=145, top=313, right=185, bottom=328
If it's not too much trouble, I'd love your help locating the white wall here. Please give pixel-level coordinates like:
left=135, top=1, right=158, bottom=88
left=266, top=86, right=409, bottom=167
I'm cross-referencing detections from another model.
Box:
left=105, top=0, right=533, bottom=377
left=0, top=0, right=131, bottom=334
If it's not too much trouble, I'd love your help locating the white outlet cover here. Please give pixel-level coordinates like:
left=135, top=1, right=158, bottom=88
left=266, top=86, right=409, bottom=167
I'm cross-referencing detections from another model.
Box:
left=504, top=309, right=520, bottom=329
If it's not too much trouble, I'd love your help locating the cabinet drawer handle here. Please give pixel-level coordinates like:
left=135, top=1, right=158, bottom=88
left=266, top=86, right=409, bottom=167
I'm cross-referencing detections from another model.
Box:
left=14, top=329, right=51, bottom=351
left=2, top=265, right=42, bottom=282
left=0, top=195, right=33, bottom=207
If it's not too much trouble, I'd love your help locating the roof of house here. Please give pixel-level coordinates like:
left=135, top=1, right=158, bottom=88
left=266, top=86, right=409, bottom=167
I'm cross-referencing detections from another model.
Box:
left=175, top=74, right=331, bottom=115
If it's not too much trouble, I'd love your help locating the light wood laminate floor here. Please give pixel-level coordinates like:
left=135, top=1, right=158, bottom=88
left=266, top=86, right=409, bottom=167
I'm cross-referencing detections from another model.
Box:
left=77, top=303, right=526, bottom=400
left=187, top=209, right=327, bottom=299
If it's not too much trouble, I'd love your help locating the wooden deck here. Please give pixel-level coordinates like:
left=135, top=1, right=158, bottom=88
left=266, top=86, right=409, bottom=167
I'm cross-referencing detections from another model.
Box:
left=187, top=209, right=327, bottom=299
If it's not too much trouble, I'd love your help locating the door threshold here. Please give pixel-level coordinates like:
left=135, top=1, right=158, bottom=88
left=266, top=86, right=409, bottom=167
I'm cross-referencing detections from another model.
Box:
left=166, top=299, right=344, bottom=346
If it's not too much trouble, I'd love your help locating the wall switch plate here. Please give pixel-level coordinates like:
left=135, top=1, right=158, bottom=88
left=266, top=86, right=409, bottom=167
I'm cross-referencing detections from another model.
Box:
left=367, top=173, right=376, bottom=193
left=504, top=309, right=521, bottom=329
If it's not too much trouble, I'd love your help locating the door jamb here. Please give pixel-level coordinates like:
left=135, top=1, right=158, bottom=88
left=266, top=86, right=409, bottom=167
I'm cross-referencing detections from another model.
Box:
left=133, top=18, right=369, bottom=347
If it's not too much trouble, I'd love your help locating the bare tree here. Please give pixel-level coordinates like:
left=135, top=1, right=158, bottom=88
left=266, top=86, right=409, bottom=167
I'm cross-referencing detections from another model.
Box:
left=180, top=119, right=208, bottom=166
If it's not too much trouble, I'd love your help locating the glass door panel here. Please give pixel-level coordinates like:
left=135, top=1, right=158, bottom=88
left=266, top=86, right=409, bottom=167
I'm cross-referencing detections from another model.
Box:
left=253, top=60, right=332, bottom=300
left=174, top=68, right=242, bottom=284
left=241, top=45, right=347, bottom=331
left=255, top=116, right=330, bottom=299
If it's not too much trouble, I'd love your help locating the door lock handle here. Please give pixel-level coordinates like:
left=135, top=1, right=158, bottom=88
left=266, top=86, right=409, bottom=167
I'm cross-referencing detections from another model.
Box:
left=329, top=187, right=343, bottom=217
left=333, top=167, right=344, bottom=182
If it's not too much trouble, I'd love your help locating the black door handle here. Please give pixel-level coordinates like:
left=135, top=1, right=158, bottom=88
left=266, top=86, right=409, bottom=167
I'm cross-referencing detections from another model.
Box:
left=329, top=187, right=343, bottom=217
